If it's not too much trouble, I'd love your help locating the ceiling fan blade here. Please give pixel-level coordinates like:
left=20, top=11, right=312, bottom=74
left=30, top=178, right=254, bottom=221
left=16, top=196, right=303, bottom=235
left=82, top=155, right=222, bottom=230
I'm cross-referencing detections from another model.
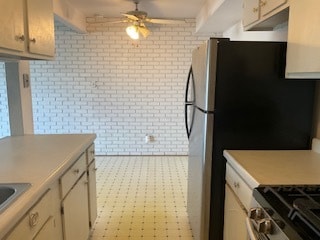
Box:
left=107, top=20, right=129, bottom=24
left=92, top=16, right=129, bottom=23
left=122, top=13, right=139, bottom=21
left=138, top=26, right=150, bottom=38
left=146, top=18, right=186, bottom=24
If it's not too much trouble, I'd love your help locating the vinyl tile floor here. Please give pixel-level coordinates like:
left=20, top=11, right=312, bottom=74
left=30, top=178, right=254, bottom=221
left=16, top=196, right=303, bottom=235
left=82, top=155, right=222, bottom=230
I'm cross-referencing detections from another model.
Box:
left=89, top=156, right=194, bottom=240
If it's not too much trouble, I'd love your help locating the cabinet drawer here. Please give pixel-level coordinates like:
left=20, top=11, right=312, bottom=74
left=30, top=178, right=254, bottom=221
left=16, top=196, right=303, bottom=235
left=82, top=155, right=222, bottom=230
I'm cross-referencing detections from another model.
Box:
left=226, top=164, right=252, bottom=211
left=60, top=153, right=86, bottom=198
left=86, top=144, right=95, bottom=165
left=5, top=190, right=53, bottom=240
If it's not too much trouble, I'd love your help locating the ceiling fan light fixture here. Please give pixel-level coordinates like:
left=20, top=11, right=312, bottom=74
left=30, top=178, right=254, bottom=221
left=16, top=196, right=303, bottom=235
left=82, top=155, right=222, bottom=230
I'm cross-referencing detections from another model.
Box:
left=126, top=25, right=139, bottom=40
left=121, top=1, right=184, bottom=40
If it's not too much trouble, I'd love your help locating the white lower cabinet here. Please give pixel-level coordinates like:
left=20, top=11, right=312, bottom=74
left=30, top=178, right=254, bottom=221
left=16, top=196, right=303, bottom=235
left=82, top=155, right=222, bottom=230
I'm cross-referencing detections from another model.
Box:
left=33, top=217, right=55, bottom=240
left=224, top=163, right=251, bottom=240
left=88, top=159, right=98, bottom=227
left=59, top=144, right=97, bottom=240
left=4, top=143, right=96, bottom=240
left=223, top=184, right=248, bottom=240
left=61, top=173, right=90, bottom=240
left=60, top=153, right=90, bottom=240
left=4, top=190, right=56, bottom=240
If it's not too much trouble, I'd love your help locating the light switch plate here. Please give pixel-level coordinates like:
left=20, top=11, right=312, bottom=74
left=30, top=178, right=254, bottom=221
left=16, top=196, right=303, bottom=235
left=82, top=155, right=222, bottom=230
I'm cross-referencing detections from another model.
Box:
left=23, top=74, right=30, bottom=88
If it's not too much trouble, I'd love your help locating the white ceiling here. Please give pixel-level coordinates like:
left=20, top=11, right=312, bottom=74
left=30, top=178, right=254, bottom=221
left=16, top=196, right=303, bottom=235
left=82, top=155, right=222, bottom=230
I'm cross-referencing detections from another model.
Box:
left=67, top=0, right=207, bottom=19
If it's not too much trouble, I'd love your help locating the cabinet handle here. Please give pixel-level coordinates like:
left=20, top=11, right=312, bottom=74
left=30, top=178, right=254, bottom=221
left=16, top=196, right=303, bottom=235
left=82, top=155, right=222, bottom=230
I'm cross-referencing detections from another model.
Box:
left=29, top=212, right=39, bottom=227
left=29, top=38, right=36, bottom=43
left=15, top=35, right=25, bottom=42
left=252, top=7, right=259, bottom=13
left=260, top=1, right=267, bottom=7
left=234, top=182, right=240, bottom=188
left=73, top=169, right=80, bottom=174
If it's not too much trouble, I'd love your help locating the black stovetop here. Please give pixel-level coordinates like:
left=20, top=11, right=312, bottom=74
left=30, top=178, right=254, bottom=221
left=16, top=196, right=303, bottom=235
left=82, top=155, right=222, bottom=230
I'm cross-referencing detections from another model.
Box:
left=253, top=185, right=320, bottom=240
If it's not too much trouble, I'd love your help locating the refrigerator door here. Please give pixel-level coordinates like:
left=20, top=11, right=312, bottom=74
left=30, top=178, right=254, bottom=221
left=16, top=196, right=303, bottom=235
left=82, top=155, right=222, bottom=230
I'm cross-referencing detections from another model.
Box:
left=191, top=39, right=218, bottom=112
left=187, top=108, right=213, bottom=240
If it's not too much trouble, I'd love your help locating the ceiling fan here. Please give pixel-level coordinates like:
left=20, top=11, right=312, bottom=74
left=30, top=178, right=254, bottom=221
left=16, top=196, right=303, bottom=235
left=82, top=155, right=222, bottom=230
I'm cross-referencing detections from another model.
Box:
left=113, top=1, right=186, bottom=39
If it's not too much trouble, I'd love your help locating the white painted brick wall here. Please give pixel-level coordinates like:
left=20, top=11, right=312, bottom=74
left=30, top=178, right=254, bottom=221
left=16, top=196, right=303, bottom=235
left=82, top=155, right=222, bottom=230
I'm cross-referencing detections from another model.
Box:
left=0, top=19, right=214, bottom=155
left=0, top=63, right=10, bottom=138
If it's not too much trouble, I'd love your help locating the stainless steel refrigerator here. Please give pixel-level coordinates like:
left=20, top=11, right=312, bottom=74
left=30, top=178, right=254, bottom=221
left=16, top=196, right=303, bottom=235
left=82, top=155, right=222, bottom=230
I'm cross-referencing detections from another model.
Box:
left=184, top=38, right=315, bottom=240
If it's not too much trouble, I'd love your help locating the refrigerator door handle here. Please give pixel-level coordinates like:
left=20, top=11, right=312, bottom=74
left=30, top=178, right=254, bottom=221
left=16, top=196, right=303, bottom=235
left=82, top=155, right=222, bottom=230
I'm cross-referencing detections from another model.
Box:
left=185, top=66, right=195, bottom=139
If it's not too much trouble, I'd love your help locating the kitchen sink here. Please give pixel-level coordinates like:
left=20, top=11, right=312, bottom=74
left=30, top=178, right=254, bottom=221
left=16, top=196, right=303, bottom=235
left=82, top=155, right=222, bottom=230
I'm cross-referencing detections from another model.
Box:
left=0, top=183, right=31, bottom=213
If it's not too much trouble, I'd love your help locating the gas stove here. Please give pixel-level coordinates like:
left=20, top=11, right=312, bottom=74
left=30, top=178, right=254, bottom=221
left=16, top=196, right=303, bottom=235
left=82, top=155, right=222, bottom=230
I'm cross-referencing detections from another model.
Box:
left=250, top=185, right=320, bottom=240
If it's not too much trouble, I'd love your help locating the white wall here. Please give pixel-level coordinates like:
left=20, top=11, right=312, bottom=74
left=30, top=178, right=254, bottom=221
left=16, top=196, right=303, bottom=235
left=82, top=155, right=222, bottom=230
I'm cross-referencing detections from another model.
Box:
left=0, top=63, right=10, bottom=138
left=29, top=20, right=208, bottom=155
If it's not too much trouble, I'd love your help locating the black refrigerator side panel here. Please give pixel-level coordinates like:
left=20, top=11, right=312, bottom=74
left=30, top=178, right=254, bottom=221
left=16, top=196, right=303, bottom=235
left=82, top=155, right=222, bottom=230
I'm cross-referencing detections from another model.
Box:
left=209, top=41, right=315, bottom=239
left=214, top=42, right=315, bottom=150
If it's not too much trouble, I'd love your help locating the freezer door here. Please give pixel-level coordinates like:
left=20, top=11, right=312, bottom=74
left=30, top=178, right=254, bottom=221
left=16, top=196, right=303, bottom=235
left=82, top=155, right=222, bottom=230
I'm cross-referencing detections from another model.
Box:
left=191, top=39, right=218, bottom=112
left=187, top=108, right=213, bottom=240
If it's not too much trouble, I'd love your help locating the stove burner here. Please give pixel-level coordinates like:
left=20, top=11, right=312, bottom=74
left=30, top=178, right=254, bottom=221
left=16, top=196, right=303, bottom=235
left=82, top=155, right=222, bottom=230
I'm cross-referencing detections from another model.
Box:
left=293, top=199, right=320, bottom=226
left=254, top=185, right=320, bottom=240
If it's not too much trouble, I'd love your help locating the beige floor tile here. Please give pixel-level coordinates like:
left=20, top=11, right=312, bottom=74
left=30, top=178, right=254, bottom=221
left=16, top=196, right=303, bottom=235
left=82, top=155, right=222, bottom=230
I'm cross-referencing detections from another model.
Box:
left=89, top=156, right=194, bottom=240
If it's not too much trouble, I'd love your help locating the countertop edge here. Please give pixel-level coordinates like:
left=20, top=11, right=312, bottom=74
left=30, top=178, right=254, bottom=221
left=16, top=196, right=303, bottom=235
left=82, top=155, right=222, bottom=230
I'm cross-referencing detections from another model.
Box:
left=223, top=150, right=260, bottom=189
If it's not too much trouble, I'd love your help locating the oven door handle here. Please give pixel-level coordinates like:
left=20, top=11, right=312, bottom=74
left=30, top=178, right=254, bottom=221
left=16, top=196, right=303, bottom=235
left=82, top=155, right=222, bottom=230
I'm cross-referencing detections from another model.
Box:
left=246, top=217, right=260, bottom=240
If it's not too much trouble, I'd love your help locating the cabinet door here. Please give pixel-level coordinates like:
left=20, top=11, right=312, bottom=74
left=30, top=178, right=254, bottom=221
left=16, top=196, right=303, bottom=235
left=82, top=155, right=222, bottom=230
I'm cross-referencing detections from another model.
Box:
left=0, top=0, right=24, bottom=52
left=62, top=173, right=90, bottom=240
left=26, top=0, right=54, bottom=56
left=286, top=0, right=320, bottom=78
left=223, top=184, right=248, bottom=240
left=243, top=0, right=260, bottom=27
left=260, top=0, right=287, bottom=17
left=88, top=160, right=97, bottom=227
left=33, top=217, right=55, bottom=240
left=4, top=190, right=53, bottom=240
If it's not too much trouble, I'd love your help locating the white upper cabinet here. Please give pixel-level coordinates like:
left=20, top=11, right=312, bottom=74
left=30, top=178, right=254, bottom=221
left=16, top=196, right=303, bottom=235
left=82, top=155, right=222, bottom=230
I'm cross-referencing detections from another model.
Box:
left=0, top=0, right=25, bottom=53
left=243, top=0, right=260, bottom=27
left=285, top=0, right=320, bottom=78
left=242, top=0, right=320, bottom=78
left=243, top=0, right=288, bottom=30
left=27, top=0, right=55, bottom=57
left=260, top=0, right=287, bottom=17
left=0, top=0, right=55, bottom=60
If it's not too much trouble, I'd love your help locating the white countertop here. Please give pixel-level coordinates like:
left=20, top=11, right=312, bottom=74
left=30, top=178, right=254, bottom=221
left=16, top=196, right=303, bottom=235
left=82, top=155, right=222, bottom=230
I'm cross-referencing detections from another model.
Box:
left=0, top=134, right=96, bottom=238
left=224, top=149, right=320, bottom=189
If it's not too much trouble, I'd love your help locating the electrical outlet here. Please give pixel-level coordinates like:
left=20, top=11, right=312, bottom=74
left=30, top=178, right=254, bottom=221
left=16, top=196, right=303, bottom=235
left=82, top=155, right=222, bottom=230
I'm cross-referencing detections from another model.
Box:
left=145, top=135, right=154, bottom=143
